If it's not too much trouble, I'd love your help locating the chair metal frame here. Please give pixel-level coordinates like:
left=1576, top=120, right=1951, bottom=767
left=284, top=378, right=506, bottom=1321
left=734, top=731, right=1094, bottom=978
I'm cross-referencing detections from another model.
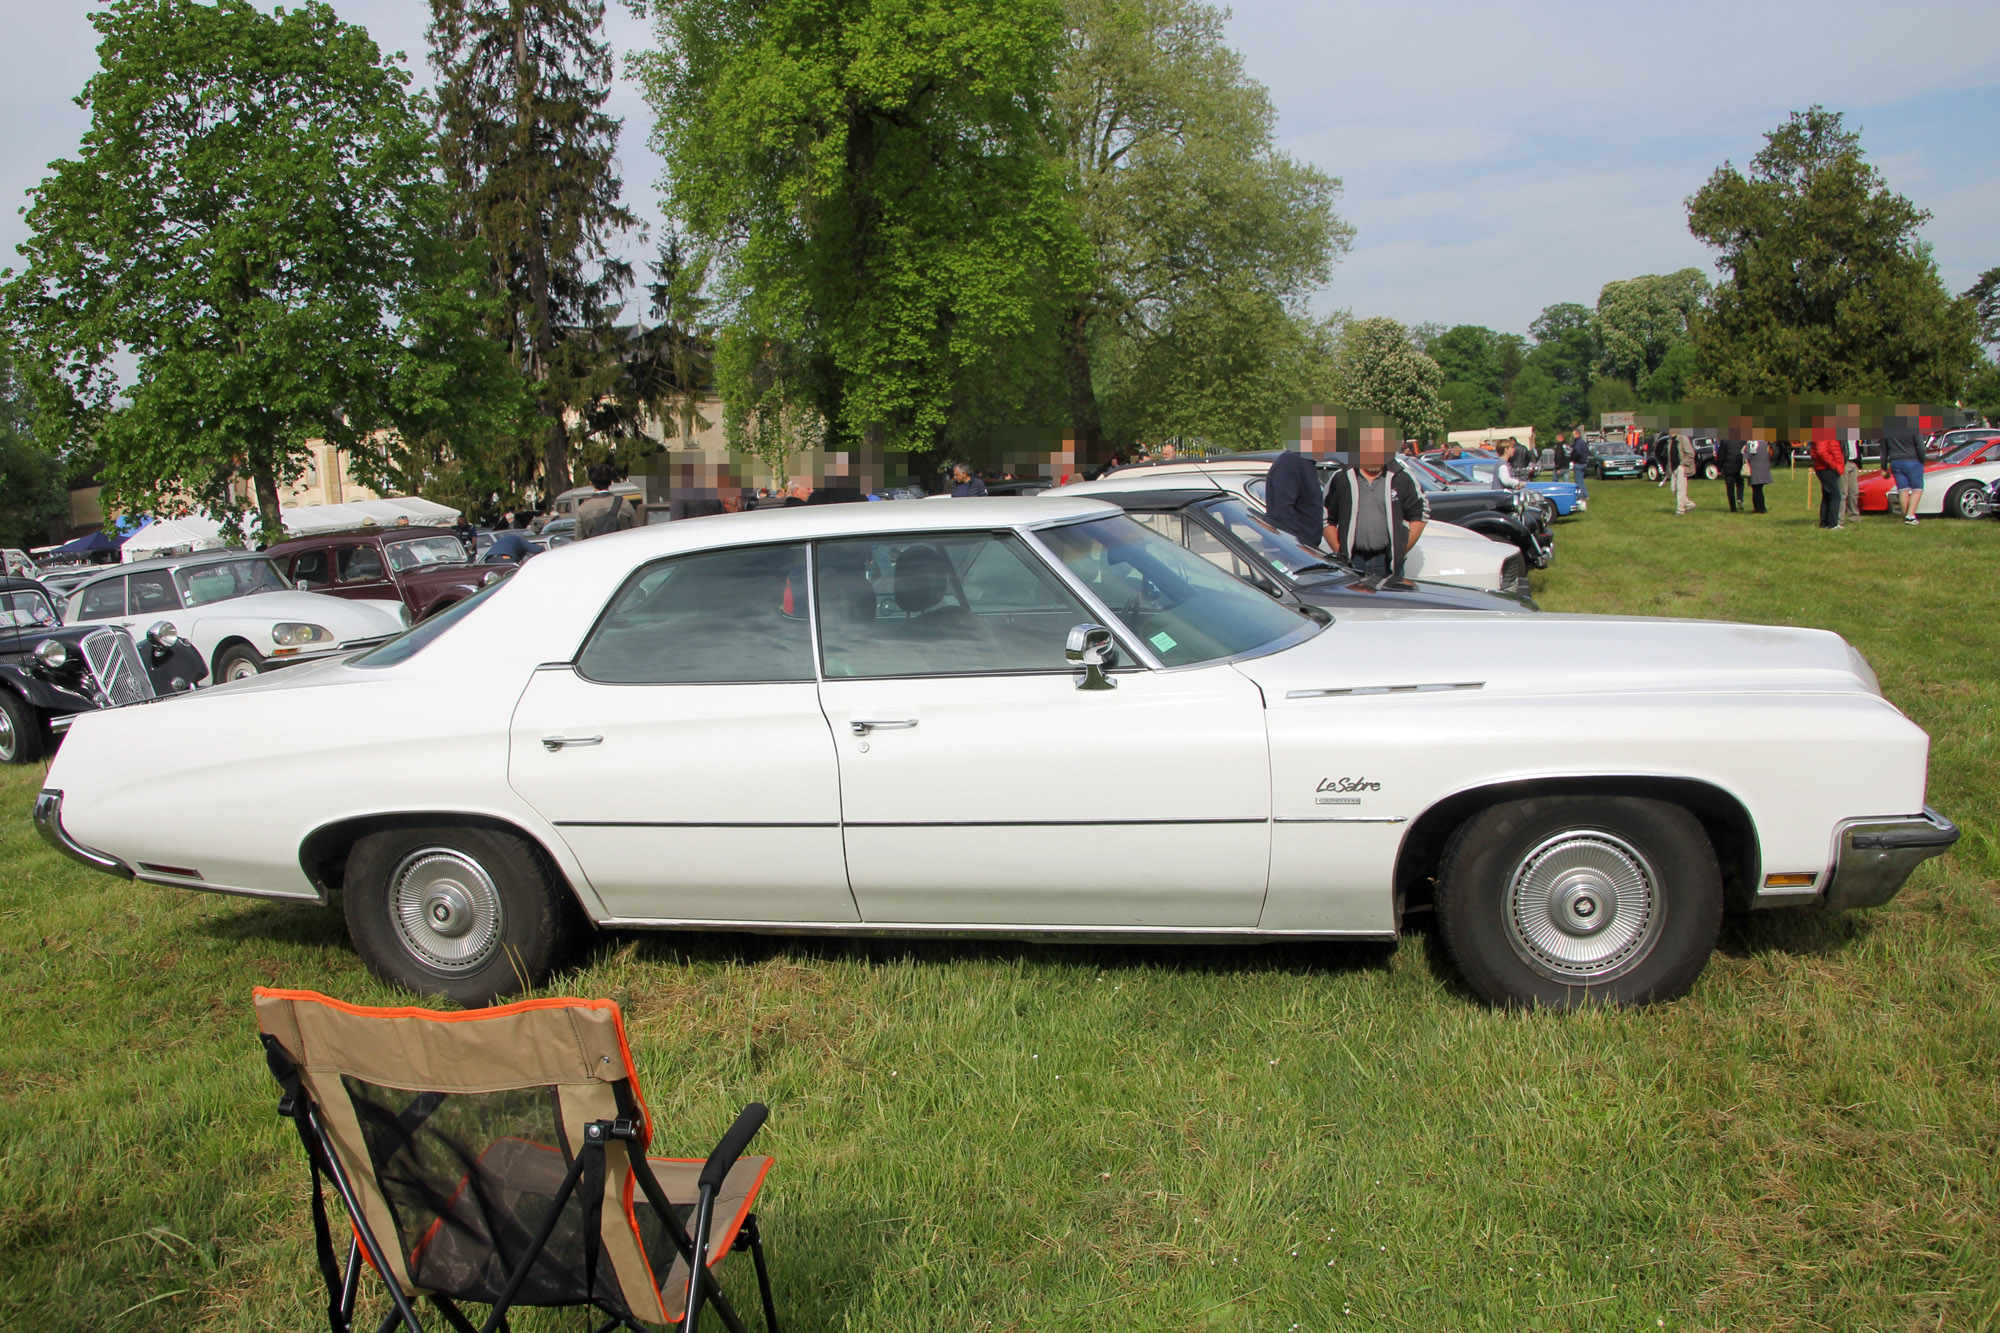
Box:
left=262, top=1032, right=779, bottom=1333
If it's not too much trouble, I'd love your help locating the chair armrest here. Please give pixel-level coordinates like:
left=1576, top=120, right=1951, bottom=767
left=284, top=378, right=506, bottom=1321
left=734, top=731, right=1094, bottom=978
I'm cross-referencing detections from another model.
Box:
left=698, top=1103, right=768, bottom=1193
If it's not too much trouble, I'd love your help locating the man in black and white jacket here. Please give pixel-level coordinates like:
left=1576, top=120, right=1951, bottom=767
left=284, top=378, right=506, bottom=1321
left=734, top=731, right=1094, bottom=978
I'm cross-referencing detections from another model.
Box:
left=1324, top=427, right=1429, bottom=579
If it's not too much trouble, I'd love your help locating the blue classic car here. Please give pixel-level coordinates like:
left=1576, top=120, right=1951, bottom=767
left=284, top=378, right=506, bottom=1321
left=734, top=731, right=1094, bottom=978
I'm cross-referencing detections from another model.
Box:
left=1442, top=459, right=1587, bottom=517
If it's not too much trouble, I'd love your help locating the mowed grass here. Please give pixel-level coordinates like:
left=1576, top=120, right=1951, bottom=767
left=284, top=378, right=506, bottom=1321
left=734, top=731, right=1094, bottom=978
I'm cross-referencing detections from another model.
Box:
left=1, top=469, right=1996, bottom=1331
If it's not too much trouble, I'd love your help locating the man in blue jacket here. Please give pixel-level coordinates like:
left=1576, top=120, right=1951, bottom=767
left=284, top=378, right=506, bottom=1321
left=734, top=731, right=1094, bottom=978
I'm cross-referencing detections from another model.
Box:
left=1569, top=427, right=1591, bottom=500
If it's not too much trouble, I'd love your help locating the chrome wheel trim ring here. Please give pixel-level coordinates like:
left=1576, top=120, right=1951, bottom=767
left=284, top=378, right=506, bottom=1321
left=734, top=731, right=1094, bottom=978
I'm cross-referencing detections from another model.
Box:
left=391, top=848, right=505, bottom=974
left=225, top=657, right=259, bottom=680
left=1503, top=830, right=1663, bottom=983
left=0, top=706, right=15, bottom=762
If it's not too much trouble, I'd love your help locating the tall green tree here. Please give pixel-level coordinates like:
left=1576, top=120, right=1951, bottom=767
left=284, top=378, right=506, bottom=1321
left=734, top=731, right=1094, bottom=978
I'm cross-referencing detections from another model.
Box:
left=1051, top=0, right=1347, bottom=453
left=1686, top=107, right=1978, bottom=398
left=1334, top=316, right=1445, bottom=442
left=2, top=0, right=498, bottom=541
left=430, top=0, right=636, bottom=496
left=641, top=0, right=1085, bottom=468
left=1525, top=302, right=1593, bottom=430
left=1594, top=268, right=1709, bottom=385
left=0, top=348, right=70, bottom=549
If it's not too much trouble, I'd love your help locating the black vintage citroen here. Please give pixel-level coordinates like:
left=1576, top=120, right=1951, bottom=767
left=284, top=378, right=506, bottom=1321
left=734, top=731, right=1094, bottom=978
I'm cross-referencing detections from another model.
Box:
left=0, top=575, right=207, bottom=764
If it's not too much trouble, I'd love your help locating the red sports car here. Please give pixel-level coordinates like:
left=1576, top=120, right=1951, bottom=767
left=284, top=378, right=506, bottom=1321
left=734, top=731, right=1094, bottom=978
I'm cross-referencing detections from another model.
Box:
left=1859, top=433, right=2000, bottom=512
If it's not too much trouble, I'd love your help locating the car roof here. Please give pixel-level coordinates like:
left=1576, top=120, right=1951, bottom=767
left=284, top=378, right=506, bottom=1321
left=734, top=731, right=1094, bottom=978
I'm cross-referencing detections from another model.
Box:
left=1065, top=489, right=1226, bottom=511
left=67, top=549, right=279, bottom=585
left=0, top=576, right=54, bottom=596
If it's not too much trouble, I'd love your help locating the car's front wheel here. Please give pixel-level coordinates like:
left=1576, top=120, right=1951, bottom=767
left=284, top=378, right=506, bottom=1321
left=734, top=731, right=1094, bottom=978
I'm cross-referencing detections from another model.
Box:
left=1434, top=795, right=1722, bottom=1008
left=215, top=643, right=264, bottom=681
left=0, top=691, right=43, bottom=765
left=344, top=825, right=579, bottom=1006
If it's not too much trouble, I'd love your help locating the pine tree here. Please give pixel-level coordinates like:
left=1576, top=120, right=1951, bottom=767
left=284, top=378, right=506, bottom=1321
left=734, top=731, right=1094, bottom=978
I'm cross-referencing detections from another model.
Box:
left=429, top=0, right=635, bottom=498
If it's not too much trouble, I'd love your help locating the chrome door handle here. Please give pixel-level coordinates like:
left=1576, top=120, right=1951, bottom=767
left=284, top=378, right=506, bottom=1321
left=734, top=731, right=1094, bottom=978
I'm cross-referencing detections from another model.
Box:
left=541, top=734, right=604, bottom=751
left=849, top=719, right=918, bottom=736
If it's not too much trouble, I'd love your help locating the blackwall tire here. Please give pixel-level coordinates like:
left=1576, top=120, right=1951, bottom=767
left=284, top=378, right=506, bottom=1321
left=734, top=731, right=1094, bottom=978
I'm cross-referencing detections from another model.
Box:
left=216, top=644, right=265, bottom=681
left=344, top=825, right=577, bottom=1006
left=0, top=691, right=43, bottom=765
left=1434, top=795, right=1722, bottom=1009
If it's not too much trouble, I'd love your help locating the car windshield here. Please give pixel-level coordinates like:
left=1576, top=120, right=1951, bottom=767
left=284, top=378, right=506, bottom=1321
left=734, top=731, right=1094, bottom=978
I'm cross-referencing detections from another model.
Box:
left=1036, top=515, right=1316, bottom=667
left=0, top=588, right=60, bottom=629
left=171, top=557, right=293, bottom=607
left=1940, top=437, right=1995, bottom=464
left=1195, top=497, right=1337, bottom=577
left=384, top=536, right=469, bottom=572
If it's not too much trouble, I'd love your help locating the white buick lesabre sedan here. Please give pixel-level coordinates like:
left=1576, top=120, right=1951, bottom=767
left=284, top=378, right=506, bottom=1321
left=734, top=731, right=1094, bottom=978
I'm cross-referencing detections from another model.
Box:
left=36, top=498, right=1956, bottom=1009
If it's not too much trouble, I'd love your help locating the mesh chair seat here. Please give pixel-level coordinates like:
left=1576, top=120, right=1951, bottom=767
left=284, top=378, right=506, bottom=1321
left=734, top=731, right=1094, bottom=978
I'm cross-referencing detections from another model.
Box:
left=254, top=987, right=779, bottom=1333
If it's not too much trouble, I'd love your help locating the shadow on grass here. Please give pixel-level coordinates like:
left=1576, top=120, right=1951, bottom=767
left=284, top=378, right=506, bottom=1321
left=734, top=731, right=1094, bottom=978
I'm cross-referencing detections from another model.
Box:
left=192, top=897, right=348, bottom=949
left=1716, top=906, right=1872, bottom=959
left=595, top=927, right=1397, bottom=984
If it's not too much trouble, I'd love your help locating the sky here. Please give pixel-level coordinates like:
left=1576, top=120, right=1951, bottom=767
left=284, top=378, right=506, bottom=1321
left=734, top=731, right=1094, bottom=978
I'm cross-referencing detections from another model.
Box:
left=5, top=1, right=1998, bottom=342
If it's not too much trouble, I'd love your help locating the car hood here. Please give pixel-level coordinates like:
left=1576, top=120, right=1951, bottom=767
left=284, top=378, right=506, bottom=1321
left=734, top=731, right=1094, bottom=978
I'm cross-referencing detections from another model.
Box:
left=1235, top=613, right=1883, bottom=702
left=1293, top=571, right=1535, bottom=613
left=186, top=590, right=405, bottom=634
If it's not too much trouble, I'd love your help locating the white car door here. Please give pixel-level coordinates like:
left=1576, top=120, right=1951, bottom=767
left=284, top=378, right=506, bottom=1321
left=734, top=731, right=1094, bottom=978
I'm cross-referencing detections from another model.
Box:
left=508, top=541, right=859, bottom=924
left=813, top=529, right=1271, bottom=928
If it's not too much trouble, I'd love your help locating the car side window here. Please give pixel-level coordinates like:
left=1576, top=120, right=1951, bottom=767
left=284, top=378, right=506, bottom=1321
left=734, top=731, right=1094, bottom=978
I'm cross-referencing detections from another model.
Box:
left=77, top=578, right=127, bottom=620
left=1129, top=512, right=1184, bottom=544
left=338, top=545, right=385, bottom=583
left=292, top=549, right=332, bottom=590
left=128, top=571, right=181, bottom=614
left=577, top=542, right=814, bottom=684
left=815, top=532, right=1092, bottom=678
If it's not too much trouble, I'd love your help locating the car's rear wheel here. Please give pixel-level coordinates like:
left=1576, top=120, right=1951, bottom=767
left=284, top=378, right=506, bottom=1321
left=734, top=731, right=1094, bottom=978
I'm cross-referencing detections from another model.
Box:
left=344, top=825, right=578, bottom=1006
left=1434, top=795, right=1721, bottom=1008
left=216, top=643, right=264, bottom=681
left=1946, top=481, right=1986, bottom=520
left=0, top=691, right=43, bottom=765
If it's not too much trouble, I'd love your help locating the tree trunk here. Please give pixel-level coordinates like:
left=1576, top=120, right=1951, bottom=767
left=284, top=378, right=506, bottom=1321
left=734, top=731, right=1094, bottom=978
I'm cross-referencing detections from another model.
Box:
left=252, top=464, right=284, bottom=545
left=1061, top=305, right=1104, bottom=463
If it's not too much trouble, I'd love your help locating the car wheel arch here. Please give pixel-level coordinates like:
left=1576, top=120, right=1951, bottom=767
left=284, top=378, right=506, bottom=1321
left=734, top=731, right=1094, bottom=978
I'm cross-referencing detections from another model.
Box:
left=1393, top=775, right=1761, bottom=921
left=299, top=811, right=599, bottom=920
left=211, top=636, right=258, bottom=676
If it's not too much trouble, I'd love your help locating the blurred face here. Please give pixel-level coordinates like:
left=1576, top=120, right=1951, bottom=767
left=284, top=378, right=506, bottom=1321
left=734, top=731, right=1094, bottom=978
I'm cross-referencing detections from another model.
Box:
left=1357, top=428, right=1392, bottom=471
left=1298, top=413, right=1339, bottom=459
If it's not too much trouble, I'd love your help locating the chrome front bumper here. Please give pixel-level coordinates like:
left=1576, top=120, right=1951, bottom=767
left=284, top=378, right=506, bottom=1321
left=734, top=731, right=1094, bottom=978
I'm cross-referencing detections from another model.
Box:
left=33, top=789, right=133, bottom=880
left=1823, top=807, right=1959, bottom=910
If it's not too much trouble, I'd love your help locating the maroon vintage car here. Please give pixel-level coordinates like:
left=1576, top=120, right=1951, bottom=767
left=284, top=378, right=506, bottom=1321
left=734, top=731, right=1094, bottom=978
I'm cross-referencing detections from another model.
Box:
left=264, top=528, right=510, bottom=621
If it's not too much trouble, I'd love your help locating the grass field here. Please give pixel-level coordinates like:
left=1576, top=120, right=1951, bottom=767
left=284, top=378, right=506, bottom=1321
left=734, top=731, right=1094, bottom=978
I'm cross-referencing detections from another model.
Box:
left=2, top=471, right=1996, bottom=1331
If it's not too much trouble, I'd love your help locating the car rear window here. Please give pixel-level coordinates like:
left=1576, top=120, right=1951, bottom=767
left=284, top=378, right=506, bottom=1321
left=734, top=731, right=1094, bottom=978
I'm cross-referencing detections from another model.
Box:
left=350, top=580, right=502, bottom=668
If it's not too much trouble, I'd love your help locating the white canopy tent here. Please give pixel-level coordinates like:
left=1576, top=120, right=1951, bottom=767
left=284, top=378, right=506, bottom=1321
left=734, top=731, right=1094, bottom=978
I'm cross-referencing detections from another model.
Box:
left=120, top=497, right=463, bottom=560
left=120, top=516, right=229, bottom=562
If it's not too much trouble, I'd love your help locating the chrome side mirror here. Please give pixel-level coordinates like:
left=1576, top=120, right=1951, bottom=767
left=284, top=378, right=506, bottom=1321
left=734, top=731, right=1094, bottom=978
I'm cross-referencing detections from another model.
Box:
left=1065, top=623, right=1119, bottom=691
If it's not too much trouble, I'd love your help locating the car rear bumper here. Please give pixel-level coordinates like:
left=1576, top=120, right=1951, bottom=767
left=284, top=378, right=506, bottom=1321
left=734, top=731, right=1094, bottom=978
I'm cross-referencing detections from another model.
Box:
left=33, top=788, right=133, bottom=880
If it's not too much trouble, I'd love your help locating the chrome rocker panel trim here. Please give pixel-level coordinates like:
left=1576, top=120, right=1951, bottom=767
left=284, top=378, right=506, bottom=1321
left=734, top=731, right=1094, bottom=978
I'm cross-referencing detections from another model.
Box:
left=592, top=917, right=1399, bottom=944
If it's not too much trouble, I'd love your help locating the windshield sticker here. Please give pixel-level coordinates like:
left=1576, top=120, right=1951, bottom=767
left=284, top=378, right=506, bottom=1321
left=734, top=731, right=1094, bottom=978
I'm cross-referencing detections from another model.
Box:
left=1149, top=631, right=1177, bottom=652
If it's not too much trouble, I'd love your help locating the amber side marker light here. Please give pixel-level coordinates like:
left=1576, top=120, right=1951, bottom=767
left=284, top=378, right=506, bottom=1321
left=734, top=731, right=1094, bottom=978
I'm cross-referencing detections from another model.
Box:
left=1763, top=873, right=1818, bottom=888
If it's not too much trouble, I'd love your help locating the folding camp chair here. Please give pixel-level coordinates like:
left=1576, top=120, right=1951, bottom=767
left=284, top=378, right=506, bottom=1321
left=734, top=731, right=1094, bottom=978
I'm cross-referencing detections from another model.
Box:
left=253, top=987, right=780, bottom=1333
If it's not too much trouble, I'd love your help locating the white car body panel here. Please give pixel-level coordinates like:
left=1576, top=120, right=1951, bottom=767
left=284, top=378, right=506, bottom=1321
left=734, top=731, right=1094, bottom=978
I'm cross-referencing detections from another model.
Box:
left=1910, top=460, right=2000, bottom=515
left=42, top=498, right=1938, bottom=945
left=1057, top=463, right=1520, bottom=592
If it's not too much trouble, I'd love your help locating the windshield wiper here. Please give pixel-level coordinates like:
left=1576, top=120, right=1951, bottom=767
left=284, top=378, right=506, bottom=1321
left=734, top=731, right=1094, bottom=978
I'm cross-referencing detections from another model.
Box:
left=1290, top=561, right=1342, bottom=575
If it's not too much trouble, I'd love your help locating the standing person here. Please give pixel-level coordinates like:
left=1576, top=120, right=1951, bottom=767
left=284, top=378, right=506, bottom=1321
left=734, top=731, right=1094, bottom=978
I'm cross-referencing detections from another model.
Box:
left=1653, top=432, right=1673, bottom=486
left=949, top=463, right=988, bottom=497
left=1744, top=436, right=1772, bottom=513
left=1880, top=411, right=1926, bottom=525
left=781, top=477, right=812, bottom=507
left=1716, top=435, right=1746, bottom=512
left=1665, top=433, right=1696, bottom=514
left=1265, top=436, right=1330, bottom=550
left=1569, top=427, right=1591, bottom=500
left=575, top=463, right=636, bottom=539
left=1809, top=435, right=1846, bottom=529
left=1325, top=427, right=1429, bottom=578
left=1840, top=433, right=1863, bottom=524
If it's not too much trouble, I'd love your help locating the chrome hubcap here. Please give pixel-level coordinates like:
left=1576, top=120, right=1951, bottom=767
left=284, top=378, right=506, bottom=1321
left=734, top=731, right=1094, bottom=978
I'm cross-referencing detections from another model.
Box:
left=391, top=849, right=503, bottom=973
left=0, top=709, right=15, bottom=761
left=1504, top=831, right=1662, bottom=983
left=226, top=659, right=257, bottom=680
